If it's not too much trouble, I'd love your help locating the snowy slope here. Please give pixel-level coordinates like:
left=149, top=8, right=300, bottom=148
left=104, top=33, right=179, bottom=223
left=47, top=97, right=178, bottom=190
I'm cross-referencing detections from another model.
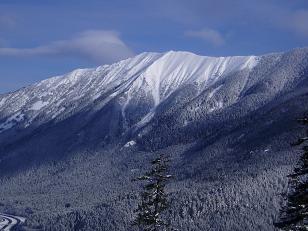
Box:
left=0, top=51, right=259, bottom=134
left=1, top=48, right=308, bottom=231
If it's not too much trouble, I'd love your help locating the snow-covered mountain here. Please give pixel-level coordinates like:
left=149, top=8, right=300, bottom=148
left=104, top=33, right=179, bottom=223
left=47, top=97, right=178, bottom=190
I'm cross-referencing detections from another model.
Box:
left=1, top=48, right=308, bottom=230
left=0, top=51, right=258, bottom=134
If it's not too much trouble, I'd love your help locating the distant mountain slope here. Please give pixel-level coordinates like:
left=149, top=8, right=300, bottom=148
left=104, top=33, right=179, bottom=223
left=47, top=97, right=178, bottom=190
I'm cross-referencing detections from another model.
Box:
left=0, top=48, right=308, bottom=230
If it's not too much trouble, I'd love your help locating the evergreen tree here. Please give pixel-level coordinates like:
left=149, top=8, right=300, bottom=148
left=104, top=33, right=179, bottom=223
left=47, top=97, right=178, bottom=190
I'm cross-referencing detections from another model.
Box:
left=132, top=154, right=173, bottom=231
left=275, top=117, right=308, bottom=230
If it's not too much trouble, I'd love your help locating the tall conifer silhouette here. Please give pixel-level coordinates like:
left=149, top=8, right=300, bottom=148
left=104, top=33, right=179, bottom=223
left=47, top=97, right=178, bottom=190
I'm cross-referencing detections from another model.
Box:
left=275, top=117, right=308, bottom=230
left=133, top=154, right=173, bottom=231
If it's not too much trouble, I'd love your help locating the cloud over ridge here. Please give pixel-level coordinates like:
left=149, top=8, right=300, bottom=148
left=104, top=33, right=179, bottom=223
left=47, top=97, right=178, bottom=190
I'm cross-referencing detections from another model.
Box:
left=0, top=30, right=134, bottom=64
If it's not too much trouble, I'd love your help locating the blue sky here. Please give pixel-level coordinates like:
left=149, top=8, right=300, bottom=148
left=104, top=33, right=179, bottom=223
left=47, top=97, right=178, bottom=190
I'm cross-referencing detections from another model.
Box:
left=0, top=0, right=308, bottom=93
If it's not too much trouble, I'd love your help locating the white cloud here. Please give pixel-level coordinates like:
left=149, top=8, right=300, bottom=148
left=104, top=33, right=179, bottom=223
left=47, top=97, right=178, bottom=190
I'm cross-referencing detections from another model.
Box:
left=0, top=30, right=134, bottom=64
left=185, top=28, right=225, bottom=46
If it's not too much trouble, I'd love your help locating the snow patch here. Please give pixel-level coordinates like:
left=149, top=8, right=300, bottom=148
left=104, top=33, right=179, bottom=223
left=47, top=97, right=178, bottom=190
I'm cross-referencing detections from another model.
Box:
left=0, top=112, right=25, bottom=133
left=124, top=140, right=136, bottom=147
left=208, top=85, right=223, bottom=99
left=30, top=100, right=49, bottom=110
left=0, top=98, right=7, bottom=108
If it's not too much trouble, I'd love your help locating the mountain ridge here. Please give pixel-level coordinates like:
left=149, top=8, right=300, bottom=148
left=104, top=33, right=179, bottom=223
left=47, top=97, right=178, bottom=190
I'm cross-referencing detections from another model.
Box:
left=0, top=50, right=261, bottom=135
